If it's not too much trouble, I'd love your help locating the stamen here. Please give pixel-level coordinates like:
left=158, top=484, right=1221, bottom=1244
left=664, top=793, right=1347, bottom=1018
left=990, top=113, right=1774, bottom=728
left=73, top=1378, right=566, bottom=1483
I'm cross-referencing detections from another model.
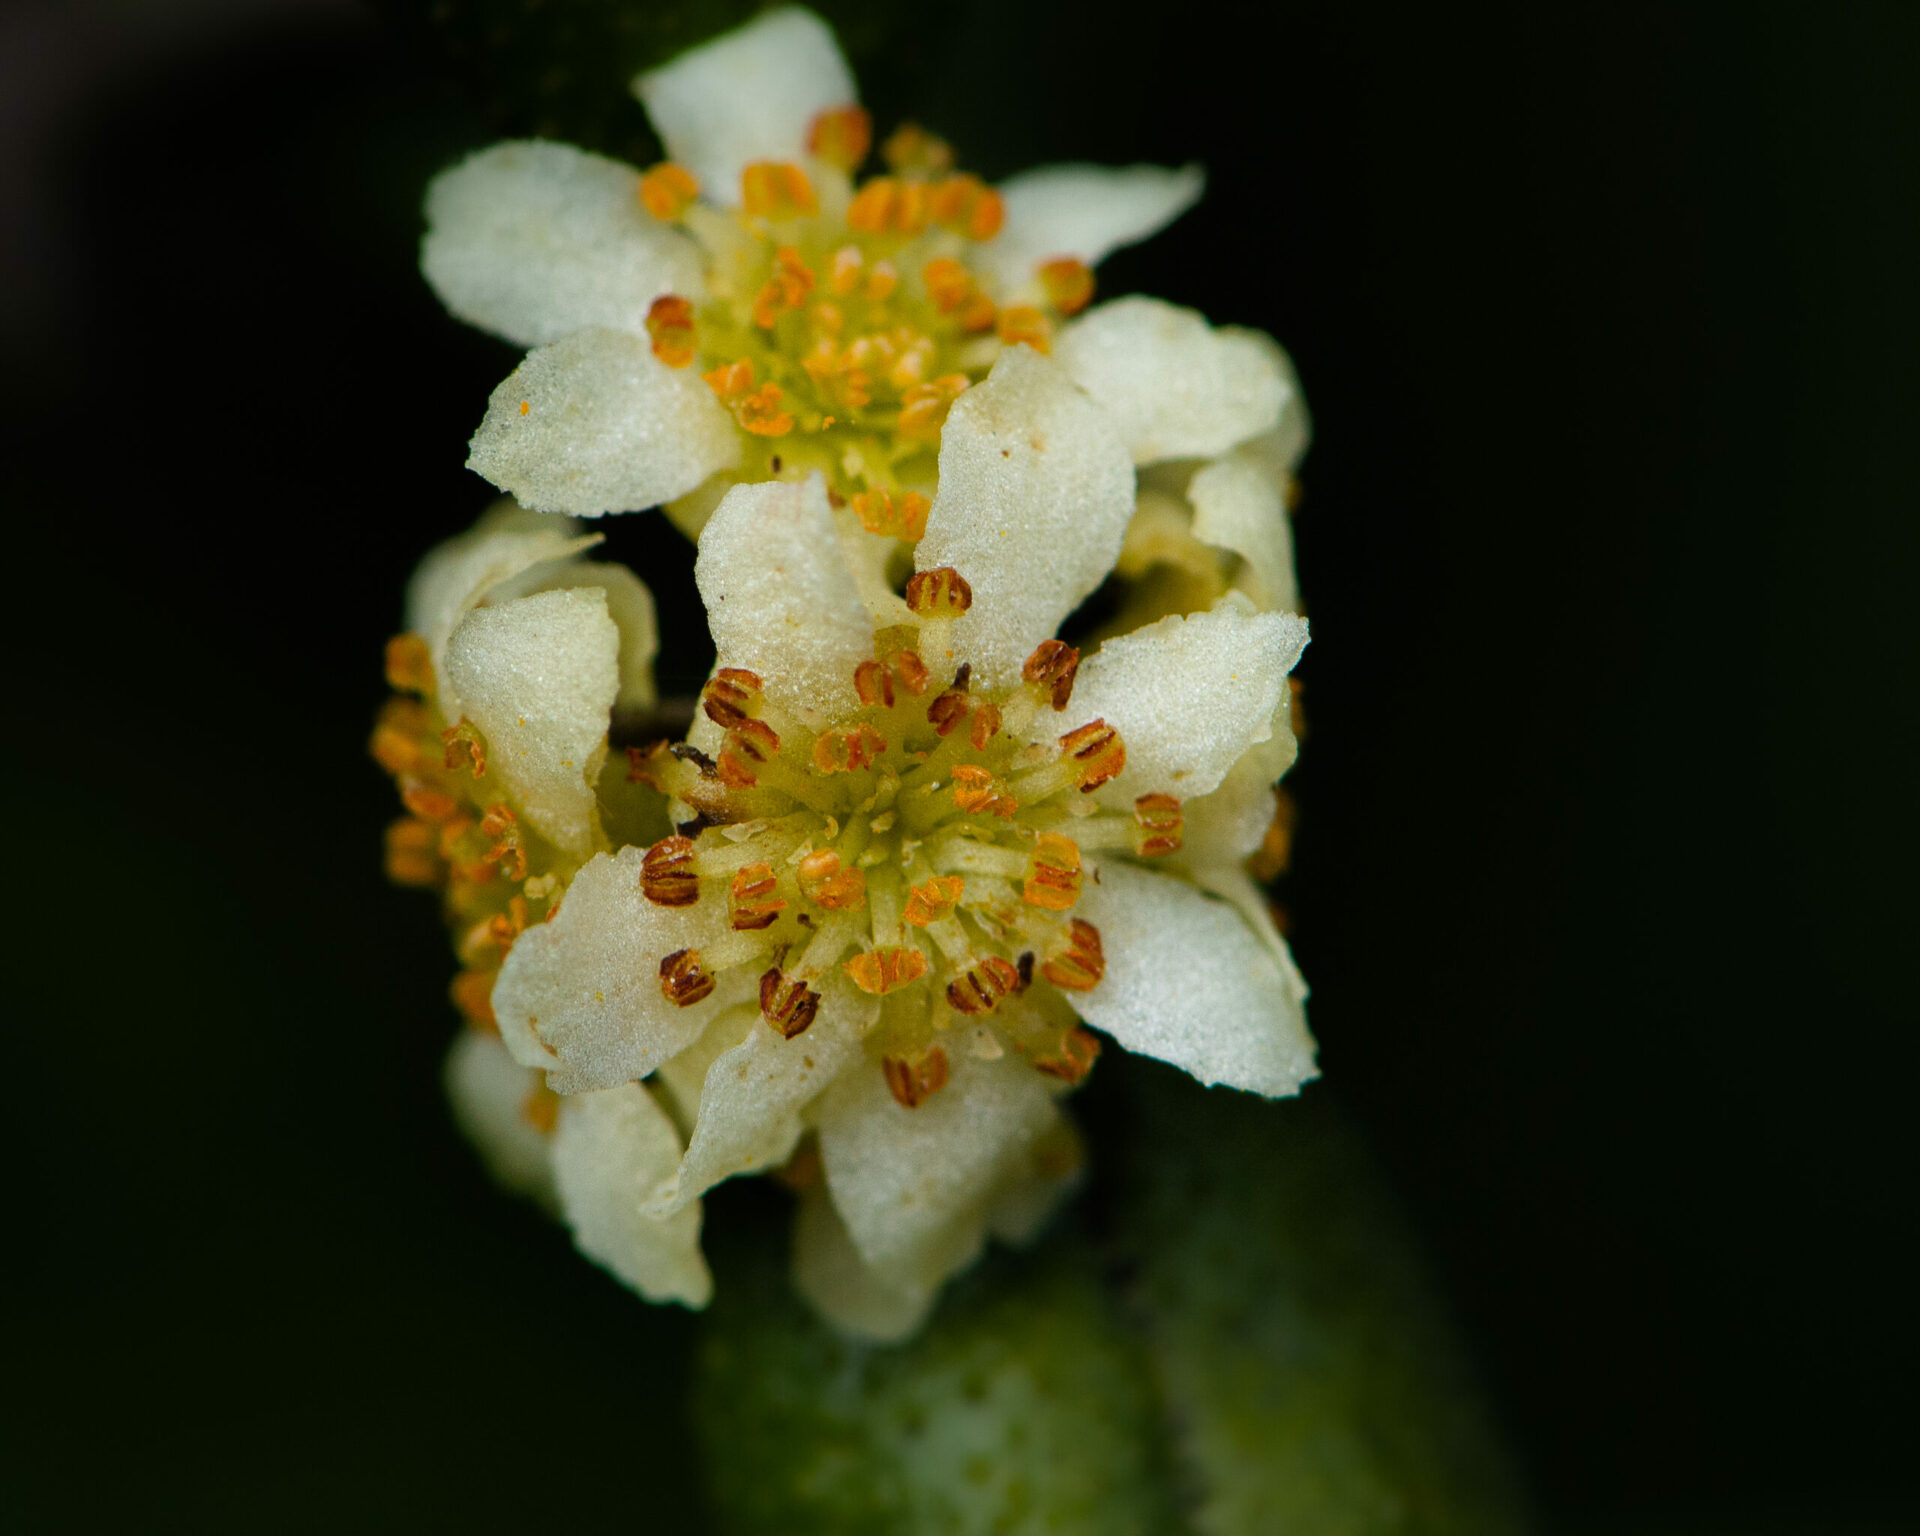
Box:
left=881, top=123, right=954, bottom=177
left=898, top=374, right=969, bottom=440
left=702, top=667, right=766, bottom=730
left=449, top=967, right=497, bottom=1032
left=729, top=862, right=787, bottom=930
left=717, top=718, right=781, bottom=787
left=479, top=803, right=527, bottom=881
left=905, top=566, right=972, bottom=619
left=370, top=698, right=433, bottom=776
left=853, top=658, right=895, bottom=707
left=883, top=1045, right=950, bottom=1108
left=997, top=305, right=1052, bottom=353
left=384, top=818, right=439, bottom=887
left=1133, top=793, right=1185, bottom=857
left=740, top=161, right=818, bottom=219
left=639, top=162, right=699, bottom=221
left=903, top=874, right=964, bottom=927
left=759, top=967, right=823, bottom=1038
left=385, top=632, right=433, bottom=695
left=950, top=765, right=1019, bottom=818
left=402, top=783, right=460, bottom=824
left=737, top=381, right=796, bottom=437
left=946, top=955, right=1022, bottom=1015
left=521, top=1083, right=561, bottom=1134
left=1022, top=832, right=1082, bottom=910
left=1033, top=1026, right=1102, bottom=1083
left=847, top=176, right=929, bottom=236
left=921, top=257, right=975, bottom=313
left=646, top=294, right=697, bottom=367
left=969, top=702, right=1002, bottom=749
left=1059, top=719, right=1126, bottom=791
left=1022, top=639, right=1079, bottom=709
left=704, top=357, right=756, bottom=399
left=641, top=836, right=701, bottom=907
left=1041, top=918, right=1105, bottom=991
left=925, top=664, right=971, bottom=737
left=1038, top=258, right=1096, bottom=316
left=812, top=723, right=888, bottom=774
left=844, top=945, right=928, bottom=995
left=798, top=848, right=867, bottom=911
left=851, top=489, right=930, bottom=541
left=441, top=717, right=487, bottom=777
left=752, top=247, right=816, bottom=329
left=928, top=175, right=1005, bottom=240
left=659, top=947, right=717, bottom=1007
left=806, top=105, right=872, bottom=170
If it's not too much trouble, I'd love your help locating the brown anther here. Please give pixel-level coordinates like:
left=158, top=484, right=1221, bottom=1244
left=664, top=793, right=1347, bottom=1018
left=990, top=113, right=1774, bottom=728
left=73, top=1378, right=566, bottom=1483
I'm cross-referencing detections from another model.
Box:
left=639, top=162, right=699, bottom=221
left=740, top=160, right=818, bottom=219
left=1038, top=257, right=1096, bottom=316
left=946, top=954, right=1022, bottom=1015
left=925, top=683, right=970, bottom=737
left=521, top=1083, right=561, bottom=1134
left=703, top=357, right=756, bottom=400
left=384, top=817, right=440, bottom=887
left=928, top=174, right=1005, bottom=240
left=738, top=381, right=796, bottom=436
left=1033, top=1026, right=1102, bottom=1084
left=844, top=945, right=928, bottom=995
left=625, top=739, right=673, bottom=788
left=1060, top=719, right=1126, bottom=792
left=905, top=566, right=973, bottom=618
left=897, top=374, right=969, bottom=440
left=1022, top=832, right=1083, bottom=911
left=729, top=862, right=787, bottom=930
left=759, top=967, right=823, bottom=1038
left=441, top=717, right=487, bottom=778
left=889, top=647, right=932, bottom=695
left=640, top=836, right=701, bottom=907
left=812, top=722, right=888, bottom=774
left=1022, top=639, right=1080, bottom=710
left=852, top=488, right=931, bottom=541
left=645, top=293, right=697, bottom=367
left=449, top=967, right=497, bottom=1033
left=479, top=802, right=528, bottom=881
left=996, top=305, right=1052, bottom=353
left=702, top=667, right=765, bottom=730
left=1133, top=793, right=1185, bottom=858
left=401, top=782, right=460, bottom=824
left=1041, top=918, right=1105, bottom=991
left=883, top=1045, right=950, bottom=1108
left=904, top=875, right=965, bottom=927
left=881, top=123, right=954, bottom=177
left=950, top=764, right=1019, bottom=818
left=969, top=701, right=1003, bottom=749
left=854, top=658, right=895, bottom=707
left=798, top=848, right=867, bottom=911
left=384, top=632, right=433, bottom=695
left=659, top=947, right=716, bottom=1007
left=1017, top=950, right=1035, bottom=990
left=921, top=256, right=975, bottom=313
left=806, top=104, right=871, bottom=169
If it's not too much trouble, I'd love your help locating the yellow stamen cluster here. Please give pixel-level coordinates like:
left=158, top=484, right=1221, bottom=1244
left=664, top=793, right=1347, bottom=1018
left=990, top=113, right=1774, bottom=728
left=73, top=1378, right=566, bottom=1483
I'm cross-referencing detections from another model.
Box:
left=636, top=110, right=1098, bottom=512
left=625, top=597, right=1181, bottom=1110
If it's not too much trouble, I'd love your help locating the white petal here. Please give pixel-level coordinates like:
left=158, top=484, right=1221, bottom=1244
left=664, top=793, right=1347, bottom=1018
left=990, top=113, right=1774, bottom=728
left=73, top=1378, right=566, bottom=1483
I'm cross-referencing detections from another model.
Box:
left=695, top=474, right=875, bottom=720
left=985, top=1116, right=1085, bottom=1247
left=1178, top=711, right=1298, bottom=870
left=468, top=328, right=740, bottom=516
left=817, top=1050, right=1060, bottom=1291
left=657, top=975, right=873, bottom=1213
left=421, top=140, right=704, bottom=348
left=652, top=1002, right=758, bottom=1131
left=1195, top=864, right=1311, bottom=986
left=443, top=1031, right=556, bottom=1208
left=916, top=347, right=1135, bottom=686
left=1228, top=328, right=1312, bottom=478
left=1075, top=860, right=1316, bottom=1098
left=492, top=845, right=753, bottom=1093
left=442, top=587, right=618, bottom=856
left=1061, top=602, right=1308, bottom=804
left=501, top=559, right=661, bottom=713
left=553, top=1081, right=712, bottom=1307
left=1188, top=450, right=1299, bottom=614
left=791, top=1181, right=937, bottom=1344
left=981, top=162, right=1204, bottom=291
left=633, top=7, right=856, bottom=208
left=1054, top=297, right=1287, bottom=465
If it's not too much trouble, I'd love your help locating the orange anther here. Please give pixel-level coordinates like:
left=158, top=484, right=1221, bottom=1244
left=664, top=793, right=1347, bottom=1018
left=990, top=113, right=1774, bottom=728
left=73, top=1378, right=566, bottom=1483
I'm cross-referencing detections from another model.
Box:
left=521, top=1083, right=561, bottom=1134
left=852, top=488, right=930, bottom=541
left=740, top=160, right=818, bottom=219
left=904, top=875, right=965, bottom=928
left=703, top=357, right=756, bottom=400
left=958, top=292, right=997, bottom=334
left=969, top=701, right=1002, bottom=750
left=1038, top=257, right=1096, bottom=316
left=384, top=817, right=440, bottom=887
left=759, top=968, right=823, bottom=1038
left=797, top=848, right=868, bottom=911
left=929, top=174, right=1003, bottom=240
left=441, top=716, right=487, bottom=778
left=863, top=259, right=899, bottom=301
left=1022, top=639, right=1080, bottom=710
left=639, top=162, right=700, bottom=221
left=737, top=382, right=795, bottom=436
left=1023, top=832, right=1083, bottom=911
left=846, top=177, right=928, bottom=236
left=484, top=895, right=529, bottom=956
left=401, top=783, right=460, bottom=824
left=370, top=698, right=432, bottom=776
left=887, top=646, right=931, bottom=696
left=905, top=565, right=972, bottom=618
left=1033, top=1026, right=1102, bottom=1084
left=853, top=658, right=895, bottom=708
left=1248, top=786, right=1297, bottom=883
left=946, top=954, right=1022, bottom=1015
left=897, top=373, right=968, bottom=440
left=1041, top=918, right=1105, bottom=991
left=449, top=967, right=497, bottom=1032
left=646, top=294, right=697, bottom=367
left=845, top=945, right=929, bottom=996
left=921, top=256, right=975, bottom=313
left=1059, top=719, right=1126, bottom=792
left=828, top=244, right=864, bottom=295
left=1133, top=793, right=1185, bottom=858
left=880, top=123, right=954, bottom=177
left=730, top=862, right=787, bottom=931
left=752, top=246, right=816, bottom=329
left=641, top=835, right=701, bottom=907
left=479, top=802, right=527, bottom=881
left=659, top=947, right=716, bottom=1007
left=385, top=632, right=433, bottom=695
left=812, top=722, right=888, bottom=774
left=882, top=1045, right=950, bottom=1108
left=950, top=764, right=1019, bottom=819
left=718, top=718, right=778, bottom=786
left=702, top=667, right=765, bottom=730
left=997, top=304, right=1052, bottom=353
left=806, top=104, right=872, bottom=170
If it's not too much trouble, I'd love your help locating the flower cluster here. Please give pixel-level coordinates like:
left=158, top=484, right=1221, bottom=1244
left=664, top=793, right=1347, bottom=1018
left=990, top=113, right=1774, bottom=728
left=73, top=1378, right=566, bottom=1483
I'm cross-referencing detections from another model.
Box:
left=384, top=6, right=1317, bottom=1339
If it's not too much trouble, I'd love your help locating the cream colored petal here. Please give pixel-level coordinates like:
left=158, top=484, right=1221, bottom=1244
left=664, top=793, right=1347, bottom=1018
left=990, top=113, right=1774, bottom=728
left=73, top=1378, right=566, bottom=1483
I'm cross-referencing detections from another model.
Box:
left=817, top=1050, right=1060, bottom=1292
left=492, top=845, right=752, bottom=1094
left=657, top=975, right=873, bottom=1213
left=442, top=587, right=619, bottom=857
left=443, top=1031, right=556, bottom=1208
left=632, top=7, right=855, bottom=208
left=1188, top=450, right=1299, bottom=614
left=1054, top=297, right=1287, bottom=465
left=1060, top=600, right=1308, bottom=804
left=468, top=328, right=740, bottom=516
left=981, top=162, right=1204, bottom=291
left=1193, top=864, right=1310, bottom=987
left=553, top=1081, right=712, bottom=1307
left=791, top=1180, right=938, bottom=1344
left=1179, top=710, right=1298, bottom=870
left=1228, top=328, right=1313, bottom=479
left=985, top=1115, right=1086, bottom=1247
left=916, top=346, right=1135, bottom=686
left=652, top=1002, right=758, bottom=1133
left=695, top=474, right=875, bottom=720
left=501, top=559, right=661, bottom=713
left=1075, top=860, right=1316, bottom=1098
left=421, top=140, right=704, bottom=347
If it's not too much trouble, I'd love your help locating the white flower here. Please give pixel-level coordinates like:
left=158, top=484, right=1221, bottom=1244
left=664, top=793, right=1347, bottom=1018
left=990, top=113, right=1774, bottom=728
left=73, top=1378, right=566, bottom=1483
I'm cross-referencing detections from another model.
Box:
left=419, top=5, right=1208, bottom=535
left=467, top=346, right=1315, bottom=1339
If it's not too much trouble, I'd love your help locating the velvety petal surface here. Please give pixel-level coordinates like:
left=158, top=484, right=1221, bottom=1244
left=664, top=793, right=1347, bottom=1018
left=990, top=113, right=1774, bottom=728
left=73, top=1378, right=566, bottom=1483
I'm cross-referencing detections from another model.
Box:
left=1188, top=450, right=1300, bottom=614
left=443, top=1031, right=556, bottom=1207
left=982, top=162, right=1204, bottom=291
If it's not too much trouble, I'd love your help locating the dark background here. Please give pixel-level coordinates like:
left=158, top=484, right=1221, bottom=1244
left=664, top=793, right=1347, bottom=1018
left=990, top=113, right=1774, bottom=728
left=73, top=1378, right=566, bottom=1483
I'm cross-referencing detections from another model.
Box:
left=5, top=1, right=1914, bottom=1529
